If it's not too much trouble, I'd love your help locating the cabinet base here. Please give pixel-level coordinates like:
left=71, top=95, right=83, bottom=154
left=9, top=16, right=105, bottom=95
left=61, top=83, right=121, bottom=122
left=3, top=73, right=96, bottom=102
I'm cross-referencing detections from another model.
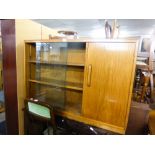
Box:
left=55, top=109, right=125, bottom=134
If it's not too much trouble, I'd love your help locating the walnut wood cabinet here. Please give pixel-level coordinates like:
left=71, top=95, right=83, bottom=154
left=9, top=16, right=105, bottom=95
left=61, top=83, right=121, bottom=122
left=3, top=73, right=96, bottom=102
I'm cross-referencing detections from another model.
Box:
left=25, top=39, right=138, bottom=134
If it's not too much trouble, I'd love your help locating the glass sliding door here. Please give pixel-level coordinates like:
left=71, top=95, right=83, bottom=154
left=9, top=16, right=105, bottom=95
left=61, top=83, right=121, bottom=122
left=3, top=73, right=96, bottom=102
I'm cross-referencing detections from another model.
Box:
left=28, top=42, right=68, bottom=109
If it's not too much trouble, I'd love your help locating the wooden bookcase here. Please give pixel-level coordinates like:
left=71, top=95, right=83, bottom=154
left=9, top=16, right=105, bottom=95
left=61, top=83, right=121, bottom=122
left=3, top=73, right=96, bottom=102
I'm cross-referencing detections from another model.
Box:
left=25, top=39, right=138, bottom=134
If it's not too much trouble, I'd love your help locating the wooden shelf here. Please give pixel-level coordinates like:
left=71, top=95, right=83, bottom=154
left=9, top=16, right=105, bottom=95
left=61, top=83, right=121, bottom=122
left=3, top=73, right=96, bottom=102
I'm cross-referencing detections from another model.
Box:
left=136, top=61, right=148, bottom=66
left=28, top=60, right=85, bottom=67
left=136, top=61, right=149, bottom=70
left=28, top=79, right=83, bottom=91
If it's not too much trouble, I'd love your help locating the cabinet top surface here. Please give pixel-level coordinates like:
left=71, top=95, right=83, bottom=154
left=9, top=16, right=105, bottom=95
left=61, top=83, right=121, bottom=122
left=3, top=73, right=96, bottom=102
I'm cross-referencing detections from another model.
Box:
left=25, top=38, right=138, bottom=43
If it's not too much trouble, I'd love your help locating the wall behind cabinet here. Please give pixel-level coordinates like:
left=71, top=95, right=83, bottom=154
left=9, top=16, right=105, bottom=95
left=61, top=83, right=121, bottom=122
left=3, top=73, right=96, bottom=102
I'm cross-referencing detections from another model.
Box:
left=15, top=19, right=58, bottom=134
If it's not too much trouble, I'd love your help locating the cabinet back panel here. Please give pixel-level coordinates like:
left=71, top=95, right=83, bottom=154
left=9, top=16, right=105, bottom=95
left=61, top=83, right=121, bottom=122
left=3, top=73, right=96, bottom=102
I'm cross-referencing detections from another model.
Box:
left=67, top=49, right=85, bottom=64
left=82, top=42, right=136, bottom=127
left=65, top=90, right=82, bottom=114
left=67, top=42, right=86, bottom=64
left=66, top=66, right=84, bottom=85
left=30, top=64, right=67, bottom=82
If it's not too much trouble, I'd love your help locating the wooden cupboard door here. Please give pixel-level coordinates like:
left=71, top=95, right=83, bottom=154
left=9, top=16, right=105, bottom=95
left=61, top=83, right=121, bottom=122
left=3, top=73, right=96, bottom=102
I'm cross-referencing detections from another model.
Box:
left=82, top=42, right=136, bottom=128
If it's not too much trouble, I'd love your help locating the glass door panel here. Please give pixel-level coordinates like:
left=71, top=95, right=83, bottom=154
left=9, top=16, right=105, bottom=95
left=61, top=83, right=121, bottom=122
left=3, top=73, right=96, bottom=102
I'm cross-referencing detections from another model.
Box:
left=29, top=42, right=68, bottom=109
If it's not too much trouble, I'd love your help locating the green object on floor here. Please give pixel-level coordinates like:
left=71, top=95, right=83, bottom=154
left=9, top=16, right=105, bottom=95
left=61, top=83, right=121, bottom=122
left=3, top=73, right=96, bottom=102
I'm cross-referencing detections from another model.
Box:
left=28, top=102, right=51, bottom=119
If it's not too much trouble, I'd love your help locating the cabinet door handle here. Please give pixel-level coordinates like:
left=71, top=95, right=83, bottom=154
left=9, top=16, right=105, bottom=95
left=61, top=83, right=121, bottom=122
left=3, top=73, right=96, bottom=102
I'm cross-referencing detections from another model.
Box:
left=87, top=64, right=92, bottom=87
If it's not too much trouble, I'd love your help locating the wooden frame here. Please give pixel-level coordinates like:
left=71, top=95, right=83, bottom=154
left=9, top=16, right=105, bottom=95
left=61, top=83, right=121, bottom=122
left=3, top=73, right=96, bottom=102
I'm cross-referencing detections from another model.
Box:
left=25, top=39, right=138, bottom=134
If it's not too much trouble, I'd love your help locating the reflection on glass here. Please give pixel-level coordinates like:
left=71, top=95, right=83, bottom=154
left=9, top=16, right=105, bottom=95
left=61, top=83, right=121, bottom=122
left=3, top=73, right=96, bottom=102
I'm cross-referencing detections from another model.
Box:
left=28, top=42, right=86, bottom=111
left=35, top=42, right=68, bottom=63
left=30, top=43, right=68, bottom=109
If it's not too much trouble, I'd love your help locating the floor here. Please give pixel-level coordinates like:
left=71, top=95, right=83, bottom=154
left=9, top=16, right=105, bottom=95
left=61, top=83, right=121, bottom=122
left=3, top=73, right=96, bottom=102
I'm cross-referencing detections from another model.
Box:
left=126, top=101, right=150, bottom=135
left=0, top=112, right=6, bottom=135
left=0, top=91, right=6, bottom=134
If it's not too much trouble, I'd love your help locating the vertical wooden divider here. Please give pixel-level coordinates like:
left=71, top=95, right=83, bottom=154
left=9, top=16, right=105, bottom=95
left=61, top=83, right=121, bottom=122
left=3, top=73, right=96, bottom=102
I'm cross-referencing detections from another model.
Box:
left=1, top=19, right=19, bottom=134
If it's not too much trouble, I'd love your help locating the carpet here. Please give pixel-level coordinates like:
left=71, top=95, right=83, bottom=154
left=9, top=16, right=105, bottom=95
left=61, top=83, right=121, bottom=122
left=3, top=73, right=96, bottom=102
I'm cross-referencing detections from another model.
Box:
left=0, top=121, right=6, bottom=135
